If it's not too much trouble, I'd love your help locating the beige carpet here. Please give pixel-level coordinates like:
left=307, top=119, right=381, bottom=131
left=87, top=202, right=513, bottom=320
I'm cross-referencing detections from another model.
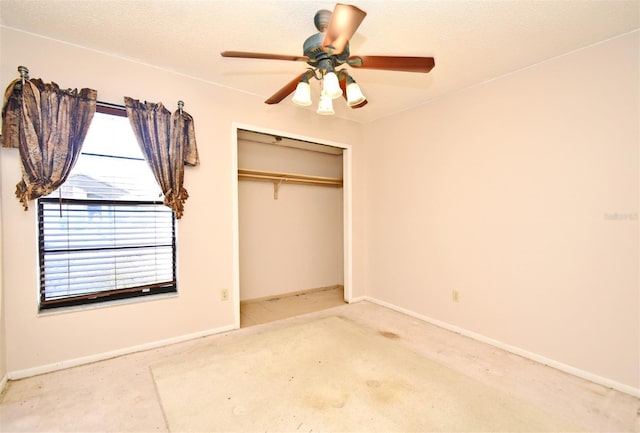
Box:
left=151, top=315, right=582, bottom=432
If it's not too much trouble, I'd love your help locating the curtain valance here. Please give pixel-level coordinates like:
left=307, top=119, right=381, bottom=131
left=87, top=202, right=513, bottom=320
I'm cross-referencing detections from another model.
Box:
left=1, top=77, right=97, bottom=209
left=1, top=69, right=199, bottom=218
left=124, top=97, right=200, bottom=219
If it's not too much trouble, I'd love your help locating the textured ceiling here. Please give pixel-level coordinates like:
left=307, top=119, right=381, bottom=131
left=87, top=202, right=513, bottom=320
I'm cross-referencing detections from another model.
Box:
left=1, top=0, right=638, bottom=123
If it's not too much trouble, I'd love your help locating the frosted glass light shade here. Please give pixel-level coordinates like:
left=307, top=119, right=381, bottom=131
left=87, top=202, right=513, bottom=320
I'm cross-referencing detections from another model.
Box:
left=292, top=81, right=312, bottom=106
left=346, top=82, right=366, bottom=106
left=316, top=94, right=335, bottom=115
left=322, top=72, right=342, bottom=99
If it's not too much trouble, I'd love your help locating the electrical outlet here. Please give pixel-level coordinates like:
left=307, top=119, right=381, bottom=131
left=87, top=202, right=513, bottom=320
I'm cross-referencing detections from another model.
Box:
left=452, top=290, right=460, bottom=303
left=221, top=289, right=229, bottom=301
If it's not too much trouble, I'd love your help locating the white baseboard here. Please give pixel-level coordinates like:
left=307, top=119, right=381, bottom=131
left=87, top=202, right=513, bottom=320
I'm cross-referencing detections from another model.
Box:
left=242, top=285, right=344, bottom=304
left=7, top=298, right=639, bottom=398
left=363, top=296, right=640, bottom=398
left=0, top=373, right=7, bottom=395
left=8, top=323, right=237, bottom=380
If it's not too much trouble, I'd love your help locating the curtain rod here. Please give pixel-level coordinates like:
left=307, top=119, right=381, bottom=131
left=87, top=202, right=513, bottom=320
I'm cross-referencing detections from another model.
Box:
left=97, top=100, right=187, bottom=116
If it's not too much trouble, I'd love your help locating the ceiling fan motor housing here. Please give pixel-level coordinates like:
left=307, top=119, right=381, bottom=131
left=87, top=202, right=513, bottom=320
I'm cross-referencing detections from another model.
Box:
left=303, top=32, right=349, bottom=70
left=303, top=9, right=350, bottom=72
left=314, top=9, right=332, bottom=32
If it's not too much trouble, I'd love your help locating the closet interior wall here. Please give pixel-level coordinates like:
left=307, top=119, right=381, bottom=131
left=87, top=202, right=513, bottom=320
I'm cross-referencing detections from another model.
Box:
left=237, top=130, right=344, bottom=302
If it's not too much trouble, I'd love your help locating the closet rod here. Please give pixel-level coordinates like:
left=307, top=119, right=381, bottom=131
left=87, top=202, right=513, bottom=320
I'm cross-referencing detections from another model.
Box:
left=238, top=169, right=343, bottom=188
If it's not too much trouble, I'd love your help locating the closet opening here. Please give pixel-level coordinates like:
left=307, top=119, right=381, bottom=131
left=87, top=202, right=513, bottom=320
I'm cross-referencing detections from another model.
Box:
left=232, top=126, right=351, bottom=328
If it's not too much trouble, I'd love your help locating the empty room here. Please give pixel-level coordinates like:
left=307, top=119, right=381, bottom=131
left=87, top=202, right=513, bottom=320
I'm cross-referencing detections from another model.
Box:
left=0, top=1, right=638, bottom=432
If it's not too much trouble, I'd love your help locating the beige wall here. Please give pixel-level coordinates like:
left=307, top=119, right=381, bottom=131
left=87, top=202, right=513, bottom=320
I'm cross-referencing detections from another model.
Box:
left=1, top=25, right=637, bottom=394
left=0, top=25, right=6, bottom=385
left=0, top=27, right=362, bottom=374
left=238, top=139, right=344, bottom=300
left=363, top=32, right=639, bottom=390
left=0, top=146, right=5, bottom=385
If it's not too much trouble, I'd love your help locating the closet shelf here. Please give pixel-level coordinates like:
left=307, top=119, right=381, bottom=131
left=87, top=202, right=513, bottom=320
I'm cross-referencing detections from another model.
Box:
left=238, top=169, right=342, bottom=200
left=238, top=169, right=343, bottom=188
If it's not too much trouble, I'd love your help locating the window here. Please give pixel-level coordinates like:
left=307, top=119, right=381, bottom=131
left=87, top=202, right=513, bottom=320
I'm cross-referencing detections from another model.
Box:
left=38, top=104, right=177, bottom=310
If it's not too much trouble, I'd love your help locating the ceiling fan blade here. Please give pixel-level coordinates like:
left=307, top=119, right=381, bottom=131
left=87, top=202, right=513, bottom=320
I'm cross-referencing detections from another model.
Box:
left=348, top=55, right=435, bottom=73
left=322, top=4, right=367, bottom=55
left=221, top=51, right=309, bottom=62
left=338, top=75, right=349, bottom=104
left=265, top=72, right=307, bottom=105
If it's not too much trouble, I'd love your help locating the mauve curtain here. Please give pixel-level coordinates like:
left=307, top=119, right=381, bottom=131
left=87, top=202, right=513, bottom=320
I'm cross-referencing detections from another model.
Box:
left=1, top=78, right=97, bottom=210
left=124, top=97, right=199, bottom=219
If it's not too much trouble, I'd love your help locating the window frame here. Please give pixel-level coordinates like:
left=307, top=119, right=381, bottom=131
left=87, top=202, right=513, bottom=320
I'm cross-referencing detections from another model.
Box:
left=37, top=103, right=178, bottom=311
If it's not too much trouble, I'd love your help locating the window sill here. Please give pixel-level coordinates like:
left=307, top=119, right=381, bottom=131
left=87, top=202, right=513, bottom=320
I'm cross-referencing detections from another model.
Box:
left=37, top=292, right=179, bottom=317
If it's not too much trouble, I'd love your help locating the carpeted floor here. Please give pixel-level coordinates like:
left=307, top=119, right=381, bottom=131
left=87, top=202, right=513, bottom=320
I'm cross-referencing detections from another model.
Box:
left=151, top=315, right=580, bottom=432
left=1, top=301, right=637, bottom=432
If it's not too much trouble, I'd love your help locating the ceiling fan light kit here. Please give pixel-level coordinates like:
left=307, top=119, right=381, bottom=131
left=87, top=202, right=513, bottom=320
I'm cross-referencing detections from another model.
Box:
left=317, top=94, right=336, bottom=115
left=345, top=75, right=366, bottom=107
left=321, top=71, right=342, bottom=99
left=221, top=3, right=435, bottom=116
left=292, top=80, right=312, bottom=106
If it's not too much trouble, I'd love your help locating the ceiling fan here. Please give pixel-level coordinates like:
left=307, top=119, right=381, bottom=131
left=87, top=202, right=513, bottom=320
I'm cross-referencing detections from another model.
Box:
left=221, top=3, right=435, bottom=115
